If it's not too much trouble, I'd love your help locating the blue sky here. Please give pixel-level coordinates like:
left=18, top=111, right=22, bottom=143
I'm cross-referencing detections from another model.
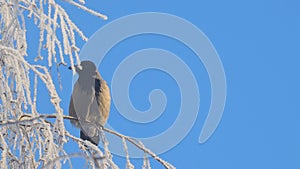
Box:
left=27, top=0, right=300, bottom=168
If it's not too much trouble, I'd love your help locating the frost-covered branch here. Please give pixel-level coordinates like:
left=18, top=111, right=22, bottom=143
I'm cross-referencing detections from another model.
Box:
left=0, top=0, right=175, bottom=168
left=0, top=0, right=108, bottom=168
left=0, top=114, right=176, bottom=169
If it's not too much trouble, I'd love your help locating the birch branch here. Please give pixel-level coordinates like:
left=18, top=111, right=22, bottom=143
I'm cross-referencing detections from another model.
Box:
left=0, top=114, right=176, bottom=169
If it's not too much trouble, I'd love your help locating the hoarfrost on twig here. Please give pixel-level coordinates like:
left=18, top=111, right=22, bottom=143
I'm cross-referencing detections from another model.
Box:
left=0, top=0, right=108, bottom=168
left=0, top=0, right=175, bottom=168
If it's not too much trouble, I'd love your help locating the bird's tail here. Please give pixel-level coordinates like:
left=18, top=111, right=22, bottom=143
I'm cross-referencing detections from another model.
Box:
left=80, top=130, right=99, bottom=146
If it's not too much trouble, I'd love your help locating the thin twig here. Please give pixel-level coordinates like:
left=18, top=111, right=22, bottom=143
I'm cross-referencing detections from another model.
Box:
left=63, top=0, right=108, bottom=20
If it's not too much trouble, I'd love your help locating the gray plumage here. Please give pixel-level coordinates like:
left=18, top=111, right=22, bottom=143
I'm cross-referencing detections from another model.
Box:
left=69, top=60, right=111, bottom=145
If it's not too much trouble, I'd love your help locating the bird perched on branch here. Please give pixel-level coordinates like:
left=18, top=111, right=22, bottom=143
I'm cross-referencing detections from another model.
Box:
left=68, top=60, right=111, bottom=146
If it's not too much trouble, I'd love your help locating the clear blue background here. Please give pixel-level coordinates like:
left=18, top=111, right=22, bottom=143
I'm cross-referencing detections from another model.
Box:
left=27, top=0, right=300, bottom=168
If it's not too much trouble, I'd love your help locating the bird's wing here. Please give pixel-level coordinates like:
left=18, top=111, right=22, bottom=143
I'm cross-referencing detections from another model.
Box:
left=71, top=82, right=95, bottom=126
left=73, top=80, right=99, bottom=144
left=94, top=72, right=102, bottom=106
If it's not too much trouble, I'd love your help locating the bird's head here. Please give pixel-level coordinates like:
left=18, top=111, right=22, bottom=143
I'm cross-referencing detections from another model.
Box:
left=68, top=60, right=97, bottom=76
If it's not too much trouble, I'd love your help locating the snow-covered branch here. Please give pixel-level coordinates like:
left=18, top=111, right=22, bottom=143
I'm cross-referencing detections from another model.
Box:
left=0, top=0, right=175, bottom=168
left=0, top=114, right=176, bottom=169
left=0, top=0, right=108, bottom=168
